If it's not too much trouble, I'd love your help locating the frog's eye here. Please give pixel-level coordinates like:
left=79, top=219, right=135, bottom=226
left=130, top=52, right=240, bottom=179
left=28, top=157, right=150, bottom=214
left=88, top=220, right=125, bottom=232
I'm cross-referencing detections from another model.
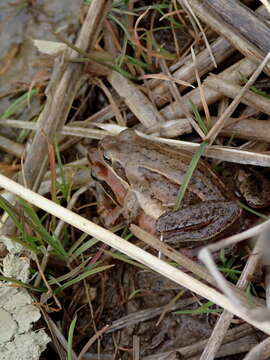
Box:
left=103, top=151, right=112, bottom=165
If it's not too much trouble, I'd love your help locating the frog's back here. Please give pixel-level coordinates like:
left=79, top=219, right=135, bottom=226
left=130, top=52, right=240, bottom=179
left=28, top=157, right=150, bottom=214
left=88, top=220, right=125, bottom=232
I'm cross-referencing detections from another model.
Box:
left=105, top=130, right=234, bottom=202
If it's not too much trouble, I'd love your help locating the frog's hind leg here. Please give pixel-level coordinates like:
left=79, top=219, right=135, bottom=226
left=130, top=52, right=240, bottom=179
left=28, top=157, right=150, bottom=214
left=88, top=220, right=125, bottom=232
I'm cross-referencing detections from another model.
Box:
left=156, top=201, right=242, bottom=246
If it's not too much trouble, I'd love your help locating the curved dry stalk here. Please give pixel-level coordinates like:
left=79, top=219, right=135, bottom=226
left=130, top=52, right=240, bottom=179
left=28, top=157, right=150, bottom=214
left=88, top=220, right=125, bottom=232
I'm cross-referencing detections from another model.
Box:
left=199, top=240, right=264, bottom=360
left=0, top=134, right=24, bottom=158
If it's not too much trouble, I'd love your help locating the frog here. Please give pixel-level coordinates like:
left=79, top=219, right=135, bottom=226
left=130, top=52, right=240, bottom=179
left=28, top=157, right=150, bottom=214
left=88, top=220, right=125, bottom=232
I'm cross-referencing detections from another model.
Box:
left=88, top=129, right=242, bottom=245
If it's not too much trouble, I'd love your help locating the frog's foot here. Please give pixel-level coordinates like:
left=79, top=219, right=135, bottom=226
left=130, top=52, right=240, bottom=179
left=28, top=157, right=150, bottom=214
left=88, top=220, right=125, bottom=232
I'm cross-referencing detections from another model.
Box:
left=99, top=205, right=124, bottom=228
left=156, top=201, right=242, bottom=246
left=122, top=191, right=142, bottom=223
left=235, top=167, right=270, bottom=208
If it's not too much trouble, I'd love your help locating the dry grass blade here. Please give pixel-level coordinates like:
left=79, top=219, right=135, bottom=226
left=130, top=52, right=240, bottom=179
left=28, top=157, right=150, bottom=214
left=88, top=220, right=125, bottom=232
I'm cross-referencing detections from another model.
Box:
left=0, top=119, right=107, bottom=139
left=20, top=0, right=113, bottom=191
left=199, top=239, right=264, bottom=360
left=108, top=70, right=164, bottom=128
left=179, top=0, right=217, bottom=67
left=159, top=58, right=205, bottom=137
left=0, top=134, right=24, bottom=157
left=260, top=0, right=270, bottom=13
left=199, top=226, right=270, bottom=334
left=185, top=0, right=270, bottom=74
left=160, top=58, right=258, bottom=121
left=78, top=325, right=110, bottom=360
left=150, top=36, right=235, bottom=107
left=141, top=132, right=270, bottom=167
left=204, top=51, right=270, bottom=143
left=205, top=76, right=270, bottom=116
left=142, top=324, right=254, bottom=360
left=107, top=297, right=196, bottom=333
left=142, top=73, right=194, bottom=88
left=5, top=120, right=270, bottom=166
left=243, top=336, right=270, bottom=360
left=190, top=46, right=211, bottom=129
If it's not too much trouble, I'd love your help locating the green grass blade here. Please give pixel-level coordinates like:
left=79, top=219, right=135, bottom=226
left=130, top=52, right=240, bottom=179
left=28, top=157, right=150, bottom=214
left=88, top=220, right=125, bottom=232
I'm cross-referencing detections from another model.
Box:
left=175, top=301, right=222, bottom=315
left=54, top=265, right=112, bottom=294
left=189, top=100, right=209, bottom=134
left=67, top=315, right=77, bottom=360
left=0, top=89, right=37, bottom=119
left=71, top=238, right=100, bottom=257
left=48, top=259, right=91, bottom=285
left=237, top=200, right=269, bottom=220
left=174, top=142, right=208, bottom=210
left=18, top=198, right=67, bottom=258
left=104, top=250, right=147, bottom=269
left=240, top=72, right=270, bottom=99
left=0, top=276, right=46, bottom=292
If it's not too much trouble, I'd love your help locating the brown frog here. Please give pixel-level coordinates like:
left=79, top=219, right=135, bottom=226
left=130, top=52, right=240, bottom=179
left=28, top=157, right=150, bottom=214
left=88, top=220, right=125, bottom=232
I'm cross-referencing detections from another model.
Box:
left=88, top=129, right=242, bottom=245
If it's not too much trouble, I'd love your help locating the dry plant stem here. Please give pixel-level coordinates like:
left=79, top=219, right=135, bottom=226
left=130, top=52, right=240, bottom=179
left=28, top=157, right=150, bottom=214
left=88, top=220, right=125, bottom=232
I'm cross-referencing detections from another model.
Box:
left=161, top=58, right=258, bottom=121
left=150, top=37, right=234, bottom=105
left=190, top=46, right=211, bottom=128
left=24, top=0, right=111, bottom=188
left=107, top=71, right=164, bottom=128
left=145, top=133, right=270, bottom=167
left=78, top=325, right=110, bottom=360
left=22, top=0, right=112, bottom=190
left=204, top=52, right=270, bottom=143
left=94, top=78, right=126, bottom=126
left=44, top=49, right=258, bottom=138
left=85, top=3, right=268, bottom=121
left=0, top=174, right=269, bottom=334
left=133, top=336, right=140, bottom=360
left=207, top=0, right=270, bottom=58
left=199, top=240, right=263, bottom=360
left=190, top=339, right=258, bottom=360
left=130, top=225, right=263, bottom=308
left=181, top=0, right=270, bottom=74
left=107, top=298, right=196, bottom=333
left=0, top=134, right=24, bottom=158
left=141, top=118, right=192, bottom=138
left=130, top=224, right=213, bottom=283
left=159, top=59, right=205, bottom=137
left=142, top=323, right=253, bottom=360
left=1, top=0, right=112, bottom=237
left=205, top=75, right=270, bottom=116
left=265, top=267, right=270, bottom=308
left=182, top=0, right=217, bottom=68
left=59, top=37, right=241, bottom=131
left=244, top=336, right=270, bottom=360
left=0, top=119, right=107, bottom=140
left=5, top=120, right=270, bottom=166
left=0, top=119, right=270, bottom=167
left=199, top=229, right=270, bottom=330
left=217, top=117, right=270, bottom=143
